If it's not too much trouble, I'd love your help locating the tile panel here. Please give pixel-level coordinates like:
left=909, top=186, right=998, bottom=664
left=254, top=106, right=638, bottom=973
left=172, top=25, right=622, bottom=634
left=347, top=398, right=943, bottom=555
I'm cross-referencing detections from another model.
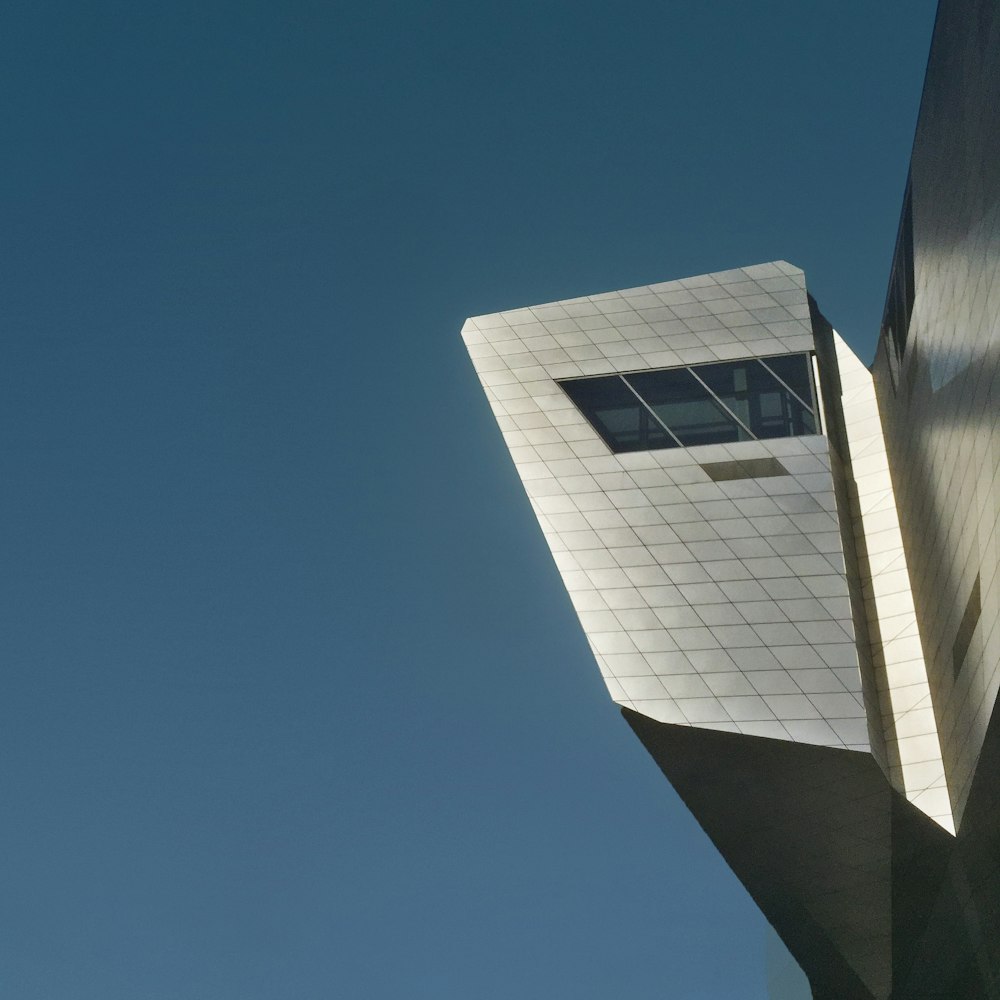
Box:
left=465, top=263, right=869, bottom=751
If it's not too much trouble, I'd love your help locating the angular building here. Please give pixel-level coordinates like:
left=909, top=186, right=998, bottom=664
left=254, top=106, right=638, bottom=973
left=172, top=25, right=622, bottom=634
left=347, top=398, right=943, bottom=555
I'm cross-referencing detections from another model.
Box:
left=461, top=0, right=1000, bottom=997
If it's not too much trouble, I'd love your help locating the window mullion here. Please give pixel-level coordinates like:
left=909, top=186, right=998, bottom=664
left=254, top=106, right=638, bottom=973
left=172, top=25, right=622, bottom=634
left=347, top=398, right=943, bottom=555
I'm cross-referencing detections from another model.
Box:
left=685, top=367, right=758, bottom=441
left=618, top=375, right=684, bottom=448
left=756, top=357, right=816, bottom=414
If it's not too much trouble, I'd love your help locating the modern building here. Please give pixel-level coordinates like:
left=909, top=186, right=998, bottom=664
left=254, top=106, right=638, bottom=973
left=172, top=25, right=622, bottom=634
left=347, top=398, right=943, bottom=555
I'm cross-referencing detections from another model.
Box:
left=461, top=0, right=1000, bottom=997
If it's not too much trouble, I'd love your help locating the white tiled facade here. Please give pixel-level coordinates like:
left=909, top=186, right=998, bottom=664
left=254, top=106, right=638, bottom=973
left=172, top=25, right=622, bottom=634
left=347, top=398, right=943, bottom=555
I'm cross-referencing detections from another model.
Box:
left=871, top=0, right=1000, bottom=830
left=833, top=334, right=952, bottom=831
left=462, top=3, right=1000, bottom=991
left=463, top=260, right=955, bottom=831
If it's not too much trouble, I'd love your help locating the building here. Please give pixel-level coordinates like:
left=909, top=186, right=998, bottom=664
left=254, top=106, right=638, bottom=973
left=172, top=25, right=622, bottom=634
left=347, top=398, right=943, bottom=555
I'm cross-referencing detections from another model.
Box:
left=461, top=0, right=1000, bottom=996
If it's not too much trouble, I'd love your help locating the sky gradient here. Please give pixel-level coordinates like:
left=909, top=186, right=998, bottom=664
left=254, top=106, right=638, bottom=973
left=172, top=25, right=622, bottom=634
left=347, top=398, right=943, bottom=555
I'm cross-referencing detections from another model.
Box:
left=1, top=2, right=938, bottom=997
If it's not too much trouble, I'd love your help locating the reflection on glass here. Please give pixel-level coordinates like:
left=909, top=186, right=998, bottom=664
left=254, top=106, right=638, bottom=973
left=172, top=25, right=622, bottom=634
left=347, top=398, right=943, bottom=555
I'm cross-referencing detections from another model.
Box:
left=697, top=359, right=815, bottom=439
left=625, top=369, right=750, bottom=446
left=559, top=352, right=817, bottom=453
left=761, top=354, right=814, bottom=408
left=560, top=375, right=676, bottom=453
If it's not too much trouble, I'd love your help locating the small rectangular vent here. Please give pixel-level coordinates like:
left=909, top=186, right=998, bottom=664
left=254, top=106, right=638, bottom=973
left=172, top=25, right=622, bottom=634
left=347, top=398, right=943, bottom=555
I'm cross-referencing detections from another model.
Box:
left=953, top=573, right=981, bottom=677
left=701, top=458, right=789, bottom=482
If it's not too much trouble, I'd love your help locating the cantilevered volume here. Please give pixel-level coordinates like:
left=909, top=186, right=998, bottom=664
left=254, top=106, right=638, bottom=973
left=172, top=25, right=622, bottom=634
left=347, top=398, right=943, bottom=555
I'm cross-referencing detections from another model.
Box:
left=462, top=0, right=1000, bottom=995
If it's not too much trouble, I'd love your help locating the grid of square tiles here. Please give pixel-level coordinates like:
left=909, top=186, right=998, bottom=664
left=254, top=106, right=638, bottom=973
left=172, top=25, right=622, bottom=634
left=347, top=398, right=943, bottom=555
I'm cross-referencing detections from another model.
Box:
left=539, top=437, right=867, bottom=748
left=872, top=15, right=1000, bottom=828
left=464, top=263, right=868, bottom=750
left=462, top=261, right=815, bottom=383
left=876, top=244, right=1000, bottom=824
left=835, top=334, right=953, bottom=832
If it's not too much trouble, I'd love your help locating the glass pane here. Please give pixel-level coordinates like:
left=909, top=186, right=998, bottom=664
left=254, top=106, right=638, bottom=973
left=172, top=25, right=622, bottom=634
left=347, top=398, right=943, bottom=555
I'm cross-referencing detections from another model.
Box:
left=560, top=376, right=677, bottom=453
left=625, top=368, right=750, bottom=447
left=697, top=359, right=816, bottom=439
left=760, top=353, right=815, bottom=408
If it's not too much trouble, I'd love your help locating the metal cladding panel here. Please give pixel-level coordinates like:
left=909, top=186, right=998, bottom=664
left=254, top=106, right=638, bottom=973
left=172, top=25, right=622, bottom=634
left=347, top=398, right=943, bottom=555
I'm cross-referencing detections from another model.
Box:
left=624, top=706, right=993, bottom=1000
left=623, top=708, right=892, bottom=1000
left=463, top=262, right=869, bottom=751
left=833, top=333, right=952, bottom=832
left=871, top=0, right=1000, bottom=829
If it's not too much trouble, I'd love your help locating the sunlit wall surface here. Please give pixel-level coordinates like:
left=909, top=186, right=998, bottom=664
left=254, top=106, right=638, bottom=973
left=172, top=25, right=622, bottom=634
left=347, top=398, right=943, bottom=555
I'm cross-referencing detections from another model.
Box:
left=872, top=0, right=1000, bottom=830
left=462, top=263, right=873, bottom=752
left=462, top=265, right=949, bottom=998
left=463, top=0, right=1000, bottom=995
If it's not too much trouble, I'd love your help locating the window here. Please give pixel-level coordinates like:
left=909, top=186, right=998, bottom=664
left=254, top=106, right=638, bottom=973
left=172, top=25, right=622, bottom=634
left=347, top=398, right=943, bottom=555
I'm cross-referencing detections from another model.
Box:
left=882, top=178, right=915, bottom=359
left=953, top=574, right=981, bottom=677
left=559, top=353, right=817, bottom=454
left=556, top=374, right=675, bottom=453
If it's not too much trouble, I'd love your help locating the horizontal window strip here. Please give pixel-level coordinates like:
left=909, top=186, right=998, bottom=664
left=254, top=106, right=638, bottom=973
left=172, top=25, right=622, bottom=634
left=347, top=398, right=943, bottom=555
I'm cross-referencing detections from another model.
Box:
left=558, top=353, right=817, bottom=454
left=953, top=573, right=982, bottom=677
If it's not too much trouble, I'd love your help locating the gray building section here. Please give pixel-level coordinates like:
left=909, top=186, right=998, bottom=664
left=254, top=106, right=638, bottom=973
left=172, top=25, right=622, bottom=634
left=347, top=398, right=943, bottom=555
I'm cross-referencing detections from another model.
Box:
left=464, top=0, right=1000, bottom=995
left=463, top=263, right=873, bottom=753
left=624, top=709, right=894, bottom=1000
left=872, top=0, right=1000, bottom=828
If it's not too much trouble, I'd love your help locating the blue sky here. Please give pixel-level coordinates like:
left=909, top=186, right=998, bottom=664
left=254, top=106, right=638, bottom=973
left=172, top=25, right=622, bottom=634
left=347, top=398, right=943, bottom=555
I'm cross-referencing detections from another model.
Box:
left=1, top=2, right=937, bottom=997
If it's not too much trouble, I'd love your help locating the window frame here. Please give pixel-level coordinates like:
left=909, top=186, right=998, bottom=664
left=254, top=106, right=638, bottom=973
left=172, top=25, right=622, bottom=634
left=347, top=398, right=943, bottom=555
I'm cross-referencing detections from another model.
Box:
left=558, top=352, right=819, bottom=455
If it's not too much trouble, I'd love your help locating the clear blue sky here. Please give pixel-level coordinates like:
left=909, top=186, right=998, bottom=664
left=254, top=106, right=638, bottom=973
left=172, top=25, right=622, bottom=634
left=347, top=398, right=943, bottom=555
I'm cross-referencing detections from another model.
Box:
left=1, top=2, right=937, bottom=997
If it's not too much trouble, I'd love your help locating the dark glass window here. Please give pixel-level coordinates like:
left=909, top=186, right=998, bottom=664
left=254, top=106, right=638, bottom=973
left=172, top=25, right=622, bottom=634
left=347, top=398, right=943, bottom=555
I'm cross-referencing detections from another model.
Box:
left=626, top=368, right=749, bottom=446
left=559, top=352, right=818, bottom=454
left=559, top=375, right=677, bottom=453
left=697, top=358, right=816, bottom=439
left=761, top=353, right=814, bottom=407
left=882, top=178, right=915, bottom=359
